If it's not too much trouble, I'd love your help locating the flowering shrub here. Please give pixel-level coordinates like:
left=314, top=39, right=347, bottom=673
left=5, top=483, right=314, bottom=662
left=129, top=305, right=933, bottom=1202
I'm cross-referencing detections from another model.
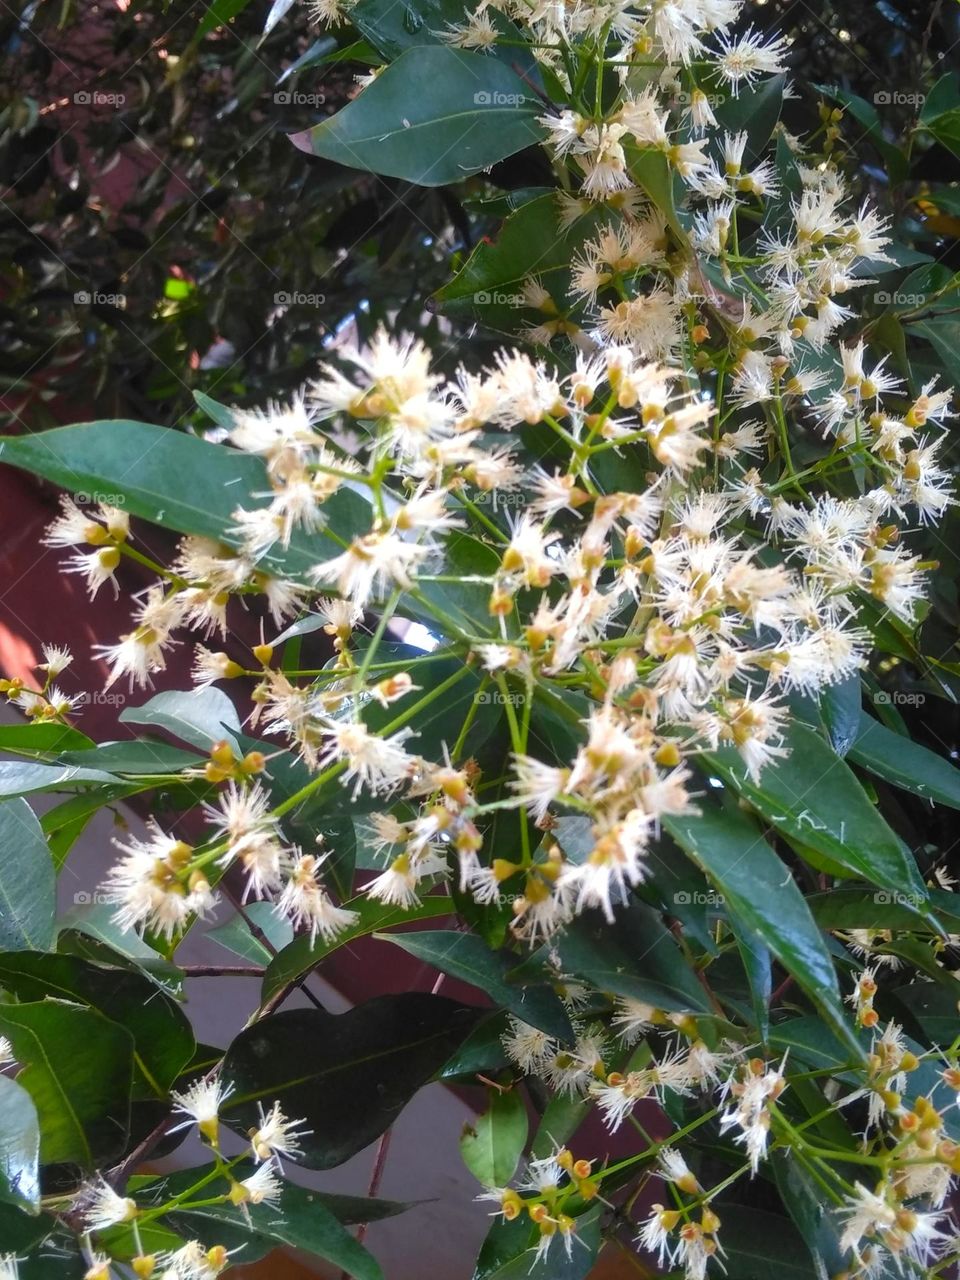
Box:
left=1, top=2, right=960, bottom=1279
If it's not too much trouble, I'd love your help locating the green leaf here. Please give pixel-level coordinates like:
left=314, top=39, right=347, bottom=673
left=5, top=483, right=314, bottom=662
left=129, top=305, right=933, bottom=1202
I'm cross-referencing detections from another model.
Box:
left=196, top=0, right=254, bottom=38
left=711, top=1205, right=823, bottom=1280
left=0, top=762, right=117, bottom=798
left=460, top=1087, right=528, bottom=1187
left=261, top=895, right=452, bottom=1003
left=439, top=1011, right=511, bottom=1079
left=819, top=675, right=862, bottom=757
left=0, top=799, right=55, bottom=952
left=712, top=74, right=785, bottom=162
left=42, top=787, right=141, bottom=868
left=815, top=83, right=909, bottom=181
left=119, top=688, right=240, bottom=753
left=0, top=1001, right=134, bottom=1166
left=207, top=901, right=293, bottom=965
left=379, top=931, right=574, bottom=1041
left=920, top=72, right=960, bottom=156
left=0, top=723, right=94, bottom=755
left=220, top=995, right=479, bottom=1168
left=58, top=741, right=204, bottom=775
left=847, top=712, right=960, bottom=808
left=0, top=1075, right=40, bottom=1214
left=55, top=902, right=183, bottom=990
left=663, top=799, right=857, bottom=1055
left=906, top=316, right=960, bottom=387
left=290, top=47, right=546, bottom=186
left=165, top=1180, right=384, bottom=1280
left=473, top=1207, right=601, bottom=1280
left=554, top=901, right=711, bottom=1014
left=0, top=953, right=194, bottom=1098
left=529, top=1091, right=591, bottom=1159
left=624, top=144, right=687, bottom=240
left=0, top=420, right=370, bottom=582
left=431, top=194, right=608, bottom=333
left=702, top=722, right=928, bottom=905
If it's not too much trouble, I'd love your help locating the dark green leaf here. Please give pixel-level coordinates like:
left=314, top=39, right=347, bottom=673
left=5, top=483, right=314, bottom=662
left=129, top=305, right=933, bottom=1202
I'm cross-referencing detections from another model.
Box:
left=663, top=800, right=857, bottom=1055
left=847, top=712, right=960, bottom=808
left=0, top=421, right=370, bottom=582
left=119, top=688, right=240, bottom=753
left=221, top=995, right=478, bottom=1168
left=0, top=1075, right=40, bottom=1214
left=0, top=799, right=55, bottom=953
left=261, top=895, right=452, bottom=1003
left=380, top=931, right=574, bottom=1041
left=0, top=1001, right=134, bottom=1166
left=460, top=1087, right=528, bottom=1187
left=702, top=722, right=928, bottom=905
left=0, top=953, right=194, bottom=1098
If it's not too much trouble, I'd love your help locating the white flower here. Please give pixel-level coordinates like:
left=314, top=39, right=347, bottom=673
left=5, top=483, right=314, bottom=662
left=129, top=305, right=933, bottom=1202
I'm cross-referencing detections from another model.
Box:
left=319, top=721, right=417, bottom=798
left=170, top=1078, right=235, bottom=1143
left=250, top=1101, right=310, bottom=1164
left=275, top=853, right=359, bottom=944
left=77, top=1178, right=138, bottom=1230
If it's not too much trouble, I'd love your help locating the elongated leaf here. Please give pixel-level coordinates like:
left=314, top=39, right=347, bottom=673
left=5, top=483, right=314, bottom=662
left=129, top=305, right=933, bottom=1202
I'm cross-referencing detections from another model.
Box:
left=221, top=995, right=478, bottom=1168
left=819, top=675, right=862, bottom=757
left=554, top=901, right=711, bottom=1014
left=624, top=144, right=687, bottom=240
left=207, top=901, right=293, bottom=965
left=431, top=194, right=609, bottom=333
left=290, top=47, right=546, bottom=186
left=0, top=799, right=55, bottom=953
left=166, top=1181, right=384, bottom=1280
left=261, top=895, right=452, bottom=1003
left=663, top=800, right=857, bottom=1055
left=474, top=1207, right=601, bottom=1280
left=702, top=722, right=927, bottom=903
left=120, top=688, right=240, bottom=753
left=0, top=954, right=194, bottom=1098
left=0, top=762, right=117, bottom=799
left=58, top=741, right=203, bottom=775
left=0, top=723, right=93, bottom=755
left=0, top=1001, right=134, bottom=1166
left=710, top=1205, right=821, bottom=1280
left=908, top=316, right=960, bottom=385
left=0, top=1075, right=40, bottom=1213
left=380, top=931, right=573, bottom=1041
left=847, top=712, right=960, bottom=808
left=460, top=1087, right=528, bottom=1188
left=0, top=421, right=370, bottom=581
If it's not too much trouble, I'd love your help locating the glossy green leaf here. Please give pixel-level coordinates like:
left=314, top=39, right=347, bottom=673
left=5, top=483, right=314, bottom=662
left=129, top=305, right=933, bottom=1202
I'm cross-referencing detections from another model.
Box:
left=439, top=1011, right=511, bottom=1080
left=432, top=194, right=608, bottom=332
left=460, top=1087, right=528, bottom=1187
left=0, top=1001, right=134, bottom=1166
left=0, top=953, right=194, bottom=1098
left=907, top=316, right=960, bottom=387
left=0, top=799, right=55, bottom=952
left=58, top=740, right=204, bottom=775
left=712, top=74, right=785, bottom=162
left=0, top=723, right=94, bottom=755
left=819, top=675, right=862, bottom=757
left=221, top=995, right=478, bottom=1168
left=55, top=902, right=183, bottom=990
left=207, top=901, right=293, bottom=965
left=261, top=895, right=452, bottom=1003
left=165, top=1180, right=384, bottom=1280
left=554, top=901, right=711, bottom=1014
left=624, top=144, right=686, bottom=240
left=711, top=1205, right=822, bottom=1280
left=663, top=800, right=857, bottom=1054
left=380, top=931, right=574, bottom=1041
left=0, top=421, right=370, bottom=581
left=290, top=47, right=546, bottom=186
left=120, top=688, right=240, bottom=753
left=847, top=712, right=960, bottom=807
left=0, top=1075, right=40, bottom=1214
left=473, top=1207, right=601, bottom=1280
left=0, top=762, right=117, bottom=798
left=702, top=722, right=927, bottom=904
